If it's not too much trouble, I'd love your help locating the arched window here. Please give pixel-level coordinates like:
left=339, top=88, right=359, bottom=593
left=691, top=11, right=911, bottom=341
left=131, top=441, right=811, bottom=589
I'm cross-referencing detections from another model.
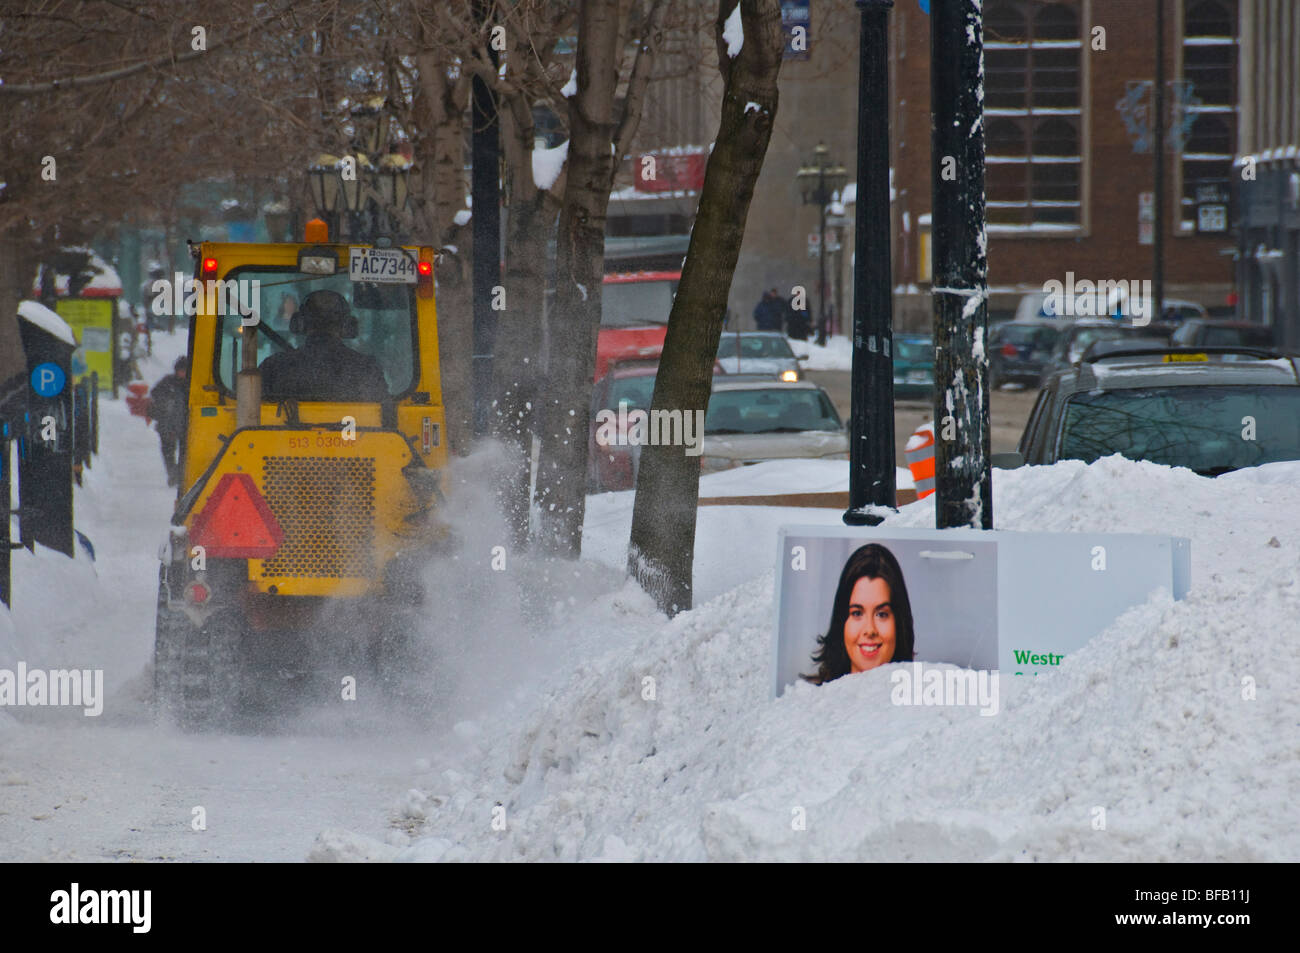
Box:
left=1185, top=0, right=1234, bottom=37
left=1033, top=117, right=1079, bottom=157
left=1180, top=0, right=1237, bottom=231
left=1186, top=114, right=1233, bottom=156
left=983, top=1, right=1083, bottom=229
left=985, top=0, right=1029, bottom=44
left=1034, top=3, right=1078, bottom=40
left=988, top=118, right=1028, bottom=156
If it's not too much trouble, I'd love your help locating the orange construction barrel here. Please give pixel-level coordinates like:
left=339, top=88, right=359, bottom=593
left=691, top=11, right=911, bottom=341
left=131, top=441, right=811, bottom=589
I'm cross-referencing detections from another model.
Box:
left=905, top=422, right=936, bottom=499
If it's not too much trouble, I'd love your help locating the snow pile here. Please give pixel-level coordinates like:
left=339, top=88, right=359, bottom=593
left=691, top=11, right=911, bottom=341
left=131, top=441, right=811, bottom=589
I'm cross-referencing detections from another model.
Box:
left=797, top=334, right=853, bottom=371
left=374, top=455, right=1300, bottom=861
left=533, top=141, right=569, bottom=191
left=693, top=459, right=912, bottom=497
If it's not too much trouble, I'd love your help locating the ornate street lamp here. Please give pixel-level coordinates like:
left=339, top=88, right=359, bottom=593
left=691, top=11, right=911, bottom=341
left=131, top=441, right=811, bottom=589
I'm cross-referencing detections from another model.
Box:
left=307, top=96, right=412, bottom=244
left=308, top=154, right=343, bottom=217
left=796, top=142, right=849, bottom=345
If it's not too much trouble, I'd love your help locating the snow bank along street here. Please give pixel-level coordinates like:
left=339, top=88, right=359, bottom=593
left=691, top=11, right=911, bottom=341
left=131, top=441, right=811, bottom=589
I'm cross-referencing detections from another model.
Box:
left=314, top=455, right=1300, bottom=862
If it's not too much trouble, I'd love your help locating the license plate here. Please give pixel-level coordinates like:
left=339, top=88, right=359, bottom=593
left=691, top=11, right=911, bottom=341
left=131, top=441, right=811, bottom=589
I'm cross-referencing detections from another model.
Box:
left=349, top=247, right=417, bottom=284
left=1163, top=352, right=1208, bottom=362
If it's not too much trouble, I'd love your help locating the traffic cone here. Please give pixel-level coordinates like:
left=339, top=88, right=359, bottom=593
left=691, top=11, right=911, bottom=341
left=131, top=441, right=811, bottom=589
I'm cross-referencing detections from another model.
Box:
left=905, top=422, right=936, bottom=500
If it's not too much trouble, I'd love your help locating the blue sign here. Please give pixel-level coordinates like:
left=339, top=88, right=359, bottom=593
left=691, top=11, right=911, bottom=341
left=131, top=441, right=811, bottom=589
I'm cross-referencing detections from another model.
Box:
left=919, top=0, right=930, bottom=12
left=31, top=362, right=66, bottom=397
left=781, top=0, right=810, bottom=59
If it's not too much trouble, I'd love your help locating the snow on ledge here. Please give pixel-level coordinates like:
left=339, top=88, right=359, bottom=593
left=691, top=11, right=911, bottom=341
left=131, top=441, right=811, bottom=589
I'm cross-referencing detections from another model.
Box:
left=17, top=299, right=76, bottom=346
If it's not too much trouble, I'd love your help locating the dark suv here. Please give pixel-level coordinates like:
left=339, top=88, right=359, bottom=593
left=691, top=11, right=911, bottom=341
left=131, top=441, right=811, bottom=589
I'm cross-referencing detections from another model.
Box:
left=1171, top=320, right=1274, bottom=349
left=1017, top=345, right=1300, bottom=476
left=988, top=321, right=1060, bottom=389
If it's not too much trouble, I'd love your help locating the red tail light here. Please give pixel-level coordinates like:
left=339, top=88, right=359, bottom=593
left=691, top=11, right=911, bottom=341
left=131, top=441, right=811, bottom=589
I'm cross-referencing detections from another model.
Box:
left=1000, top=343, right=1018, bottom=357
left=190, top=473, right=283, bottom=558
left=201, top=257, right=219, bottom=277
left=184, top=581, right=211, bottom=605
left=418, top=247, right=434, bottom=299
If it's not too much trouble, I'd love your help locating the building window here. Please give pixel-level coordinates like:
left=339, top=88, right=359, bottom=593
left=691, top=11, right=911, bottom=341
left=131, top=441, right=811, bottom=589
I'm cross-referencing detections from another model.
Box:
left=984, top=0, right=1083, bottom=230
left=1180, top=0, right=1238, bottom=231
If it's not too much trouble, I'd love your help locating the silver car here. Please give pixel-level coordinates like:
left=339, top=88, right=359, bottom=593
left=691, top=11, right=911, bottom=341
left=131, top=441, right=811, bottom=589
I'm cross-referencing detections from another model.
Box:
left=715, top=331, right=806, bottom=381
left=701, top=379, right=848, bottom=472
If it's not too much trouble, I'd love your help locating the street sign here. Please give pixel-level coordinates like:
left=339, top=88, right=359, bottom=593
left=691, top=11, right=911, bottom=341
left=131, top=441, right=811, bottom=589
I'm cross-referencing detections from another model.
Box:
left=1139, top=222, right=1155, bottom=245
left=807, top=232, right=821, bottom=258
left=1196, top=204, right=1228, bottom=234
left=31, top=362, right=66, bottom=397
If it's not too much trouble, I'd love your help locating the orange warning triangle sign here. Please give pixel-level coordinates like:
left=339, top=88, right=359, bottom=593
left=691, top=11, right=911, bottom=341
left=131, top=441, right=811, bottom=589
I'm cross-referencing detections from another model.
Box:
left=190, top=473, right=284, bottom=559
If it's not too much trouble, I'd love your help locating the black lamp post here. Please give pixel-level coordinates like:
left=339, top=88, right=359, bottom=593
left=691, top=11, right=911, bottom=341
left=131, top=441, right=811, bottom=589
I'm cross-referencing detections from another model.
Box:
left=796, top=143, right=849, bottom=345
left=844, top=0, right=896, bottom=526
left=930, top=0, right=991, bottom=529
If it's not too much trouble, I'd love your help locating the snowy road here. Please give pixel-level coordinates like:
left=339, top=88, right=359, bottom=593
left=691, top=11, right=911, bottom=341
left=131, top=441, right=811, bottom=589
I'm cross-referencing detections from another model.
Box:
left=0, top=723, right=421, bottom=861
left=0, top=334, right=440, bottom=861
left=5, top=330, right=1298, bottom=863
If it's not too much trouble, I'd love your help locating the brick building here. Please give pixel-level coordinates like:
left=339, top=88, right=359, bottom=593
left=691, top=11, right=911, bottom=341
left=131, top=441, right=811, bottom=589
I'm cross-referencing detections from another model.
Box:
left=1235, top=0, right=1300, bottom=348
left=620, top=1, right=1243, bottom=335
left=890, top=0, right=1240, bottom=328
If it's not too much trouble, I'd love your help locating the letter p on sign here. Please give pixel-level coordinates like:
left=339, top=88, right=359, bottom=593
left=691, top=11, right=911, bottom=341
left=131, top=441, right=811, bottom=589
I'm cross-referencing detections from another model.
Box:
left=31, top=362, right=66, bottom=397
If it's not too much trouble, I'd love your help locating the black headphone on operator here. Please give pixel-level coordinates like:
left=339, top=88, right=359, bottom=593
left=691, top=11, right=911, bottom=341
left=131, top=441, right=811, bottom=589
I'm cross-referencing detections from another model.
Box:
left=289, top=289, right=359, bottom=339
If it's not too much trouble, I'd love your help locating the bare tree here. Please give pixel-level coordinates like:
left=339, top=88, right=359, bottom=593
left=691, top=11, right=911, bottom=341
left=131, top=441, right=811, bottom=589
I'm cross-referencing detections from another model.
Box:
left=490, top=1, right=576, bottom=547
left=533, top=0, right=670, bottom=558
left=627, top=0, right=783, bottom=614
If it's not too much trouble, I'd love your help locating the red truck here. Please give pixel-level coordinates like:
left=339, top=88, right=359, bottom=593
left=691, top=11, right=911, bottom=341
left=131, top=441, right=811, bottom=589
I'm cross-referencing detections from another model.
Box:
left=594, top=270, right=678, bottom=381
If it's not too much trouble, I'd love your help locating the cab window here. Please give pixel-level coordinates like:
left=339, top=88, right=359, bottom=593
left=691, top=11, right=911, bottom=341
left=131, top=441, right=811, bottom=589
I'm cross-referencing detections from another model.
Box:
left=212, top=268, right=417, bottom=397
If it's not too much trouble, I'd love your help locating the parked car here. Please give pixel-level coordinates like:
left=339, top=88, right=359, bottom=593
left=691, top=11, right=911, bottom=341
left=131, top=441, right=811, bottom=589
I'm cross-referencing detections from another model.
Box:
left=892, top=333, right=934, bottom=398
left=988, top=321, right=1061, bottom=389
left=588, top=363, right=658, bottom=492
left=715, top=331, right=806, bottom=381
left=1035, top=320, right=1173, bottom=384
left=700, top=380, right=847, bottom=473
left=1170, top=319, right=1274, bottom=349
left=588, top=358, right=725, bottom=492
left=1014, top=290, right=1206, bottom=324
left=1017, top=345, right=1300, bottom=476
left=1157, top=299, right=1211, bottom=324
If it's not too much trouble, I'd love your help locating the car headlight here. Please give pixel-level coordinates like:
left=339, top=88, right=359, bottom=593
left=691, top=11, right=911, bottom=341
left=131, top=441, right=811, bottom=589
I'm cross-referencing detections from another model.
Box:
left=701, top=456, right=738, bottom=471
left=780, top=369, right=799, bottom=382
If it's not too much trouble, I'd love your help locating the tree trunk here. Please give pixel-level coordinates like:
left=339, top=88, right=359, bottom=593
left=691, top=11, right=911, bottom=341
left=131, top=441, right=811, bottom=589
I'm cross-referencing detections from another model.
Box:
left=533, top=0, right=623, bottom=558
left=495, top=87, right=562, bottom=550
left=0, top=231, right=34, bottom=397
left=627, top=0, right=783, bottom=615
left=413, top=25, right=474, bottom=456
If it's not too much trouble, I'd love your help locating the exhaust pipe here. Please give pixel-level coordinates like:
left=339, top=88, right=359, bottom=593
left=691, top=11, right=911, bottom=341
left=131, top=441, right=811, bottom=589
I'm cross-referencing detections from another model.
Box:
left=236, top=323, right=261, bottom=428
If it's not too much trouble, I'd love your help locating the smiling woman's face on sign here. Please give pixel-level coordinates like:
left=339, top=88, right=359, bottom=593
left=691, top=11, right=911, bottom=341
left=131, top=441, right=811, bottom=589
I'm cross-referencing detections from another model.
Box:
left=843, top=576, right=896, bottom=673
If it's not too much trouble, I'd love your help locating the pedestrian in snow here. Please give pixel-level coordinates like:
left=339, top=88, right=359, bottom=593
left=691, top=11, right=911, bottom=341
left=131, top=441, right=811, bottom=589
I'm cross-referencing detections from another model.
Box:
left=752, top=290, right=777, bottom=331
left=784, top=292, right=811, bottom=341
left=803, top=543, right=916, bottom=685
left=150, top=356, right=189, bottom=487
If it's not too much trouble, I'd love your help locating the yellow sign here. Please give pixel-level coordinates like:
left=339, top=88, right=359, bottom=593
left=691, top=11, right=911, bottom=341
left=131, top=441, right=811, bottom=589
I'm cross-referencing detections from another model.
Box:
left=55, top=298, right=115, bottom=388
left=918, top=228, right=932, bottom=283
left=1162, top=352, right=1208, bottom=362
